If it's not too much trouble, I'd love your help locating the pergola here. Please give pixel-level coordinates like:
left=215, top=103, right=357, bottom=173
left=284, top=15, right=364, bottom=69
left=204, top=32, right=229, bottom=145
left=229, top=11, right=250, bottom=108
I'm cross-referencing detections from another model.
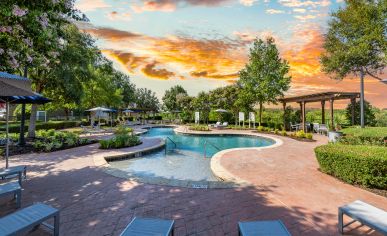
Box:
left=279, top=92, right=360, bottom=132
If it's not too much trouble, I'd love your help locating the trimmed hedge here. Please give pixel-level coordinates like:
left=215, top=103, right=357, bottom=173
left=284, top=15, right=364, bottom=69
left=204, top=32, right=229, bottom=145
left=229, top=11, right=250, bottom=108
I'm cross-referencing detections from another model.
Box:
left=315, top=144, right=387, bottom=189
left=340, top=127, right=387, bottom=146
left=189, top=125, right=211, bottom=131
left=0, top=121, right=81, bottom=133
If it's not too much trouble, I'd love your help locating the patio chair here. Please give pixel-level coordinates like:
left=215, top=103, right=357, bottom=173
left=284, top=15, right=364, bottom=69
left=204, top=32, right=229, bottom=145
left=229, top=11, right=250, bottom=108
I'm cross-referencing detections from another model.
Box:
left=313, top=123, right=319, bottom=133
left=289, top=122, right=300, bottom=131
left=338, top=200, right=387, bottom=235
left=0, top=181, right=21, bottom=208
left=0, top=203, right=60, bottom=236
left=0, top=165, right=27, bottom=186
left=120, top=217, right=175, bottom=236
left=318, top=124, right=328, bottom=135
left=238, top=220, right=291, bottom=236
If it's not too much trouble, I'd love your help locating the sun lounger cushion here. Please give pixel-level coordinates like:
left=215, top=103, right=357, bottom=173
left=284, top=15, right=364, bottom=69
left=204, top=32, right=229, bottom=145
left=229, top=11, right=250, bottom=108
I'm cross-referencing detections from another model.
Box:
left=238, top=220, right=291, bottom=236
left=0, top=203, right=60, bottom=236
left=120, top=217, right=175, bottom=236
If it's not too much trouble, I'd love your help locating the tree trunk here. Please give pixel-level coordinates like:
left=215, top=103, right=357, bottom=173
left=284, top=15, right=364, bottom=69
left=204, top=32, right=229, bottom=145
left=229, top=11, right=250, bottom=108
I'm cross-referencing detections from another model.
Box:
left=259, top=101, right=263, bottom=126
left=28, top=104, right=38, bottom=138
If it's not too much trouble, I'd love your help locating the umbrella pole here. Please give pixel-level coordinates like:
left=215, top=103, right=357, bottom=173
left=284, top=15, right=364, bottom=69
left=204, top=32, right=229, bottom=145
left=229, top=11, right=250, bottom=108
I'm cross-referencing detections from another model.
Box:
left=5, top=101, right=9, bottom=168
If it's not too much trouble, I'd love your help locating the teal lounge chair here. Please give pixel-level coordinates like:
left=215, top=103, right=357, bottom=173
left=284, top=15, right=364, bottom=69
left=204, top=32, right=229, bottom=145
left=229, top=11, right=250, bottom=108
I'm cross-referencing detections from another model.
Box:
left=0, top=181, right=21, bottom=208
left=238, top=220, right=291, bottom=236
left=0, top=203, right=60, bottom=236
left=120, top=217, right=175, bottom=236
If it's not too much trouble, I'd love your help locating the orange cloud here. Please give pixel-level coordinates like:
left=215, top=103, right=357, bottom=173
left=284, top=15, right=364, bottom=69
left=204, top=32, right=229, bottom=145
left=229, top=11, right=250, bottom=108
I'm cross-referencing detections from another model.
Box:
left=141, top=61, right=175, bottom=80
left=102, top=50, right=148, bottom=73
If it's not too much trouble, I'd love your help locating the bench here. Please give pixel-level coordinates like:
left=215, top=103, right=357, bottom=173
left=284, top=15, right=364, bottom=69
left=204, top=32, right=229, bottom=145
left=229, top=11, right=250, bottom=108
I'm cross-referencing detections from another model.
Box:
left=0, top=165, right=27, bottom=186
left=0, top=181, right=21, bottom=208
left=238, top=220, right=291, bottom=236
left=0, top=203, right=60, bottom=236
left=120, top=217, right=175, bottom=236
left=339, top=200, right=387, bottom=235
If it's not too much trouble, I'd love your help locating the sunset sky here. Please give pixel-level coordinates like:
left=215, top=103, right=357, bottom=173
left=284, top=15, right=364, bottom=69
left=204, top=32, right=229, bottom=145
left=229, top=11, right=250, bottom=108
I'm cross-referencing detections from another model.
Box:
left=75, top=0, right=386, bottom=108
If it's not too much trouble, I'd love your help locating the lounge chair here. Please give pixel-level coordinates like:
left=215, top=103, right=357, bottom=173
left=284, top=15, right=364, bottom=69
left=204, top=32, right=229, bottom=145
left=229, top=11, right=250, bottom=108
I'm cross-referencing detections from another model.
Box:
left=289, top=122, right=300, bottom=131
left=313, top=123, right=319, bottom=133
left=0, top=203, right=60, bottom=236
left=0, top=181, right=21, bottom=208
left=338, top=200, right=387, bottom=235
left=0, top=165, right=27, bottom=186
left=120, top=217, right=175, bottom=236
left=238, top=220, right=291, bottom=236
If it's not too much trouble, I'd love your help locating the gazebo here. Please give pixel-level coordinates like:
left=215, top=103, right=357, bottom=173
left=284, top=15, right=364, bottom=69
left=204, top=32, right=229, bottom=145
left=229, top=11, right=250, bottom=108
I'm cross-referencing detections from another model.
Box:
left=279, top=92, right=360, bottom=132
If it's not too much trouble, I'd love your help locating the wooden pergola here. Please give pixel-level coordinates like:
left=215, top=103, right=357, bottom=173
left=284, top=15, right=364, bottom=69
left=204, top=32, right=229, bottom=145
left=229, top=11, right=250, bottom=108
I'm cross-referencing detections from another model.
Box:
left=279, top=92, right=360, bottom=132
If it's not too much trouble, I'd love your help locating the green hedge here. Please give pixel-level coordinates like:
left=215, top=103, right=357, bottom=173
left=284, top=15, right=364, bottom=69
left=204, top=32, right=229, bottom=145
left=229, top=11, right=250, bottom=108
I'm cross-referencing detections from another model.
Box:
left=340, top=127, right=387, bottom=146
left=315, top=144, right=387, bottom=189
left=0, top=121, right=81, bottom=133
left=99, top=134, right=141, bottom=149
left=189, top=125, right=211, bottom=131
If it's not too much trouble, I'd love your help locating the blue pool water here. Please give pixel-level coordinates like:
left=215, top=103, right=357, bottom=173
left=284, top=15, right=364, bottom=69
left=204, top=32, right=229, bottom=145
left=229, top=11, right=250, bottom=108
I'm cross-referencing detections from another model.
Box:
left=144, top=127, right=275, bottom=157
left=109, top=127, right=275, bottom=185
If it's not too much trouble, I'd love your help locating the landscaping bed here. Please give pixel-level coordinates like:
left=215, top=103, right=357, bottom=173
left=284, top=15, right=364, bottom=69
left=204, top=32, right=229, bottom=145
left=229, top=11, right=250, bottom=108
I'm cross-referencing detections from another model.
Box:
left=99, top=126, right=142, bottom=149
left=253, top=127, right=314, bottom=142
left=315, top=144, right=387, bottom=190
left=189, top=125, right=211, bottom=131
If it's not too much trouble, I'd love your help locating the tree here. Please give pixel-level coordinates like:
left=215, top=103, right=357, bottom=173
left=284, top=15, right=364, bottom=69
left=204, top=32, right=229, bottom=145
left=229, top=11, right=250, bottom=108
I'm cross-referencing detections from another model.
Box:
left=209, top=85, right=240, bottom=124
left=320, top=0, right=386, bottom=128
left=162, top=85, right=188, bottom=112
left=238, top=37, right=291, bottom=125
left=346, top=100, right=376, bottom=126
left=135, top=88, right=160, bottom=111
left=192, top=91, right=211, bottom=124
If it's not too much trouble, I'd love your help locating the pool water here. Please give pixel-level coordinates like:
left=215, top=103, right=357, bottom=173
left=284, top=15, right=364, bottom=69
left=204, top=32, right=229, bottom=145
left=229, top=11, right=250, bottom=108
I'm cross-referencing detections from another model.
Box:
left=109, top=127, right=275, bottom=185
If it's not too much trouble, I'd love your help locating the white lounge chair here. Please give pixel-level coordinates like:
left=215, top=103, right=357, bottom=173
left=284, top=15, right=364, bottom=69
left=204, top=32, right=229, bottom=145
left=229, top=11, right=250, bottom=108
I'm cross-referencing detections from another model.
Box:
left=318, top=124, right=328, bottom=135
left=339, top=200, right=387, bottom=235
left=0, top=203, right=60, bottom=236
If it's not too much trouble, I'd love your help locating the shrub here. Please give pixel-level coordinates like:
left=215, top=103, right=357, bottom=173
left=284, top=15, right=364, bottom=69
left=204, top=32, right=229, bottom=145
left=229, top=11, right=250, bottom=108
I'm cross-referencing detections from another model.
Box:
left=295, top=130, right=306, bottom=139
left=99, top=134, right=141, bottom=149
left=114, top=126, right=133, bottom=135
left=34, top=130, right=91, bottom=152
left=306, top=133, right=313, bottom=139
left=340, top=127, right=387, bottom=146
left=0, top=121, right=82, bottom=133
left=281, top=130, right=287, bottom=136
left=257, top=126, right=264, bottom=132
left=315, top=144, right=387, bottom=189
left=274, top=129, right=279, bottom=134
left=189, top=125, right=210, bottom=131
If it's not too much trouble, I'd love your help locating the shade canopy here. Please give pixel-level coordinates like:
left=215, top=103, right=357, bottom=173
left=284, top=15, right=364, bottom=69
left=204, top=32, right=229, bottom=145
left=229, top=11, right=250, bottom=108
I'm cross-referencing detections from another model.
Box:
left=86, top=107, right=116, bottom=112
left=122, top=109, right=135, bottom=113
left=0, top=93, right=51, bottom=104
left=0, top=72, right=35, bottom=97
left=215, top=109, right=228, bottom=113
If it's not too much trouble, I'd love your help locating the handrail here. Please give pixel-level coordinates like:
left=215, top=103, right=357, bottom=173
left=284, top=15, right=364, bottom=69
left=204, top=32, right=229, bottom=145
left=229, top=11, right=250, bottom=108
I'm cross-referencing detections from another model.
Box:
left=203, top=140, right=221, bottom=158
left=165, top=136, right=177, bottom=149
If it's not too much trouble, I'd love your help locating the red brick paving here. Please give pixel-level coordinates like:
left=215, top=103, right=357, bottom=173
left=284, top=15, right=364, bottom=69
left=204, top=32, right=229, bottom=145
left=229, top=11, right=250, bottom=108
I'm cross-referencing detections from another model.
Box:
left=0, top=132, right=385, bottom=236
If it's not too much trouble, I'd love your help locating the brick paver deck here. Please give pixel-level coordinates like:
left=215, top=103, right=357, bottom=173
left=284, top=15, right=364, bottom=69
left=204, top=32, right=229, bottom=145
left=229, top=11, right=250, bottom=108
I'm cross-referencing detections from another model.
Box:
left=0, top=128, right=385, bottom=236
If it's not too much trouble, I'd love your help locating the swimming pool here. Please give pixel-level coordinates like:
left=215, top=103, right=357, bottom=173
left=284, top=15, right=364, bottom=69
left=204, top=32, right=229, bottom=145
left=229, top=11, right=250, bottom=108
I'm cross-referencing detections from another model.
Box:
left=108, top=127, right=275, bottom=187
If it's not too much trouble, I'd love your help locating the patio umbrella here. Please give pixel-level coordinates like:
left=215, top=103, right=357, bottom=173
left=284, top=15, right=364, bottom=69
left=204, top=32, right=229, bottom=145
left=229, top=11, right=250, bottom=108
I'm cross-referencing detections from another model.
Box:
left=0, top=72, right=35, bottom=168
left=123, top=109, right=135, bottom=113
left=215, top=109, right=227, bottom=122
left=86, top=107, right=115, bottom=127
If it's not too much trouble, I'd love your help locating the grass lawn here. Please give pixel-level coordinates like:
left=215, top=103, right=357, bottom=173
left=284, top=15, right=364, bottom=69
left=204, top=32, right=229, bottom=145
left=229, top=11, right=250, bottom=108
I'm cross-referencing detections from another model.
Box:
left=341, top=127, right=387, bottom=137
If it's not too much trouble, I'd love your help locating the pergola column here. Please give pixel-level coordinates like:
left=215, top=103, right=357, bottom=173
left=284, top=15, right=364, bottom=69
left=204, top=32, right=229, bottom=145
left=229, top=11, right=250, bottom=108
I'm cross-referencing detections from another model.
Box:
left=330, top=98, right=334, bottom=130
left=321, top=100, right=325, bottom=124
left=351, top=97, right=356, bottom=125
left=19, top=103, right=26, bottom=146
left=282, top=102, right=286, bottom=130
left=302, top=101, right=306, bottom=132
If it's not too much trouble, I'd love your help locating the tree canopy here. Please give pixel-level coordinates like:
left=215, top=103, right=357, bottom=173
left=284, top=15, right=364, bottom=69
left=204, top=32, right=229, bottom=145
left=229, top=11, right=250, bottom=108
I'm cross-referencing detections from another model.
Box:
left=162, top=85, right=188, bottom=112
left=320, top=0, right=386, bottom=80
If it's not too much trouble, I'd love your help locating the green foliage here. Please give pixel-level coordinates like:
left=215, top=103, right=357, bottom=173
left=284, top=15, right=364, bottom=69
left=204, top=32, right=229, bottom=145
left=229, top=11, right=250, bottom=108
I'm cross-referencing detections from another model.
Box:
left=281, top=130, right=287, bottom=136
left=345, top=100, right=376, bottom=126
left=114, top=126, right=133, bottom=135
left=305, top=133, right=313, bottom=140
left=374, top=108, right=387, bottom=127
left=295, top=130, right=306, bottom=139
left=321, top=0, right=386, bottom=80
left=189, top=125, right=210, bottom=131
left=99, top=134, right=141, bottom=149
left=315, top=144, right=387, bottom=189
left=0, top=121, right=81, bottom=133
left=238, top=37, right=291, bottom=123
left=134, top=88, right=160, bottom=111
left=192, top=91, right=211, bottom=124
left=340, top=127, right=387, bottom=146
left=162, top=85, right=188, bottom=112
left=34, top=129, right=90, bottom=152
